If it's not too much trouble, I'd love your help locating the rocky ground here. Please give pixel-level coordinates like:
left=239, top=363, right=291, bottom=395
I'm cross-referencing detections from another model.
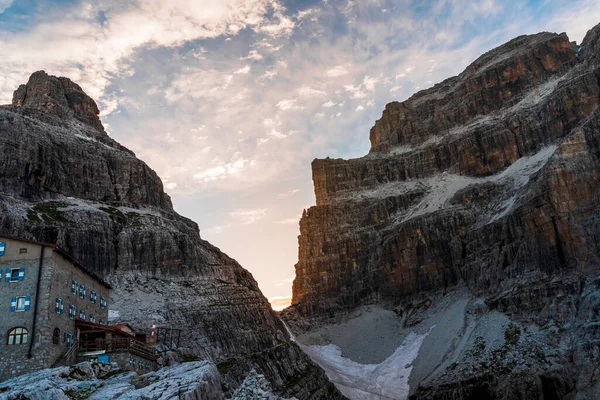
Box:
left=0, top=361, right=298, bottom=400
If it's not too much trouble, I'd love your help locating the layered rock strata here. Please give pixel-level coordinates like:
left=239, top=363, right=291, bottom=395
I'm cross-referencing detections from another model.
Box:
left=0, top=71, right=344, bottom=399
left=284, top=24, right=600, bottom=399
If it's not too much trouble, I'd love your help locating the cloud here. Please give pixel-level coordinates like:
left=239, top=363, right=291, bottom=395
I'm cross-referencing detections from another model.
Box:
left=278, top=189, right=300, bottom=198
left=326, top=66, right=349, bottom=77
left=322, top=101, right=337, bottom=108
left=230, top=208, right=268, bottom=224
left=276, top=99, right=302, bottom=110
left=234, top=65, right=252, bottom=74
left=274, top=277, right=295, bottom=286
left=0, top=0, right=13, bottom=14
left=274, top=217, right=299, bottom=225
left=0, top=0, right=292, bottom=106
left=298, top=85, right=327, bottom=97
left=241, top=50, right=263, bottom=60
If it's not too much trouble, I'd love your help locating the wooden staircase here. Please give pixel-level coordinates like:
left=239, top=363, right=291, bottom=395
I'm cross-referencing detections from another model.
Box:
left=51, top=339, right=79, bottom=368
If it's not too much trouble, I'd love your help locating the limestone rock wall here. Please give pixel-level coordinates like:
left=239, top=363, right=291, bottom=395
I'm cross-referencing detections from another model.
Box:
left=0, top=71, right=344, bottom=399
left=285, top=23, right=600, bottom=399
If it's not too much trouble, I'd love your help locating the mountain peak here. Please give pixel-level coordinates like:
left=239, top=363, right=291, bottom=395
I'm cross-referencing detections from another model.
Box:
left=12, top=70, right=104, bottom=132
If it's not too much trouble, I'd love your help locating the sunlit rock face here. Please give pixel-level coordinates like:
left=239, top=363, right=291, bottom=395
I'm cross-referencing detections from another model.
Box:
left=285, top=23, right=600, bottom=399
left=0, top=71, right=344, bottom=399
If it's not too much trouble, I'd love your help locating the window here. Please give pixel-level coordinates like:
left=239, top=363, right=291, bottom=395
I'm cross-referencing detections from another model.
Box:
left=90, top=291, right=97, bottom=304
left=19, top=248, right=27, bottom=253
left=79, top=309, right=86, bottom=321
left=66, top=333, right=73, bottom=348
left=55, top=298, right=64, bottom=314
left=80, top=284, right=86, bottom=300
left=7, top=327, right=28, bottom=345
left=99, top=318, right=105, bottom=325
left=5, top=268, right=24, bottom=282
left=52, top=328, right=60, bottom=345
left=0, top=241, right=5, bottom=256
left=100, top=296, right=107, bottom=310
left=71, top=280, right=78, bottom=295
left=10, top=296, right=30, bottom=312
left=89, top=314, right=95, bottom=324
left=69, top=304, right=76, bottom=320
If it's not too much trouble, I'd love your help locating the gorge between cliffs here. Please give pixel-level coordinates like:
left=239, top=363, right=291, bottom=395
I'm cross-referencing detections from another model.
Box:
left=1, top=19, right=600, bottom=400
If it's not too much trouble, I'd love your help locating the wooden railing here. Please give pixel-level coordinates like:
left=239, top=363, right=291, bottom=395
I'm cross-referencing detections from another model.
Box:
left=79, top=338, right=157, bottom=361
left=52, top=339, right=79, bottom=368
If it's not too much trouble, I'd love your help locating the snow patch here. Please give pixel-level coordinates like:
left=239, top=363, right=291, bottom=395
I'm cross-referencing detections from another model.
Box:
left=367, top=145, right=558, bottom=224
left=301, top=330, right=430, bottom=400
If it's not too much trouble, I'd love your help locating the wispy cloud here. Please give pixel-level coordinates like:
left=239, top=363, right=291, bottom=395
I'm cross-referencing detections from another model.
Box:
left=230, top=209, right=268, bottom=225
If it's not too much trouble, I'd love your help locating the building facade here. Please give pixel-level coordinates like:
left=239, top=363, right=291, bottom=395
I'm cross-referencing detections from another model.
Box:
left=0, top=235, right=111, bottom=382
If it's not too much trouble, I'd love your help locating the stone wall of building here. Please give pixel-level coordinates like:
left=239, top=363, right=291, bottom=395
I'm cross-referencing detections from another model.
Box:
left=0, top=237, right=111, bottom=382
left=0, top=238, right=52, bottom=382
left=40, top=251, right=110, bottom=370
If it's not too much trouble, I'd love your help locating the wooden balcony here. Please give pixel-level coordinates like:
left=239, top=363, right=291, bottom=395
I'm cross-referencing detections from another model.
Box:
left=79, top=337, right=158, bottom=361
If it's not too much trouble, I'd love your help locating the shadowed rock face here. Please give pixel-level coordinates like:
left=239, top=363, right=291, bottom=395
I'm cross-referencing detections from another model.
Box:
left=284, top=23, right=600, bottom=399
left=0, top=71, right=345, bottom=399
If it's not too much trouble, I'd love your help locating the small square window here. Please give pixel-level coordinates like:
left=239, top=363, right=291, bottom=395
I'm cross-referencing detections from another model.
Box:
left=10, top=269, right=19, bottom=281
left=19, top=248, right=27, bottom=254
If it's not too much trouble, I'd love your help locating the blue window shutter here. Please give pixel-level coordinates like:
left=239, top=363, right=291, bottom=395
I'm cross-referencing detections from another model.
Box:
left=5, top=269, right=10, bottom=282
left=10, top=297, right=16, bottom=311
left=71, top=280, right=76, bottom=294
left=24, top=296, right=31, bottom=310
left=0, top=241, right=5, bottom=256
left=18, top=268, right=25, bottom=281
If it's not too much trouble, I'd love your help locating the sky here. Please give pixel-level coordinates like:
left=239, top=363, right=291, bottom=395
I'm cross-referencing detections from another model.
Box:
left=0, top=0, right=598, bottom=310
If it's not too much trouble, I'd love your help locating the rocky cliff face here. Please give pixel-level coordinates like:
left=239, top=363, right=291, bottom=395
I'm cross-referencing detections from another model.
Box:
left=284, top=24, right=600, bottom=399
left=0, top=71, right=344, bottom=399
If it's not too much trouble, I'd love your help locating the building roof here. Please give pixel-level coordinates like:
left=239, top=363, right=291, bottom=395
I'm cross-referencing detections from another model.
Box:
left=0, top=233, right=112, bottom=289
left=76, top=321, right=146, bottom=337
left=76, top=321, right=133, bottom=338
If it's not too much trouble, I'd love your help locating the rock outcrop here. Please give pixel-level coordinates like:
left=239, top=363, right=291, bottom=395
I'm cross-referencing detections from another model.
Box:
left=0, top=71, right=344, bottom=399
left=283, top=24, right=600, bottom=399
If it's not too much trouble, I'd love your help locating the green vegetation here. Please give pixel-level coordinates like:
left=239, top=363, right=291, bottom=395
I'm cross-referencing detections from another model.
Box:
left=504, top=323, right=521, bottom=346
left=99, top=369, right=127, bottom=380
left=26, top=209, right=41, bottom=222
left=125, top=211, right=144, bottom=228
left=181, top=355, right=200, bottom=363
left=29, top=201, right=69, bottom=223
left=217, top=358, right=236, bottom=374
left=99, top=206, right=126, bottom=220
left=64, top=387, right=94, bottom=400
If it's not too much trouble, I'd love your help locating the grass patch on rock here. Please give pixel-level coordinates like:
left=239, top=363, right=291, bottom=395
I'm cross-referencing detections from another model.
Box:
left=30, top=201, right=69, bottom=223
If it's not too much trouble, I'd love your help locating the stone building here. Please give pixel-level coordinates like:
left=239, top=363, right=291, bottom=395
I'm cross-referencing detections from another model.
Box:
left=0, top=234, right=110, bottom=382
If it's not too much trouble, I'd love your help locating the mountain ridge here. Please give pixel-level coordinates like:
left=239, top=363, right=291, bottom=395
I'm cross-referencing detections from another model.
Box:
left=282, top=22, right=600, bottom=399
left=0, top=70, right=345, bottom=398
